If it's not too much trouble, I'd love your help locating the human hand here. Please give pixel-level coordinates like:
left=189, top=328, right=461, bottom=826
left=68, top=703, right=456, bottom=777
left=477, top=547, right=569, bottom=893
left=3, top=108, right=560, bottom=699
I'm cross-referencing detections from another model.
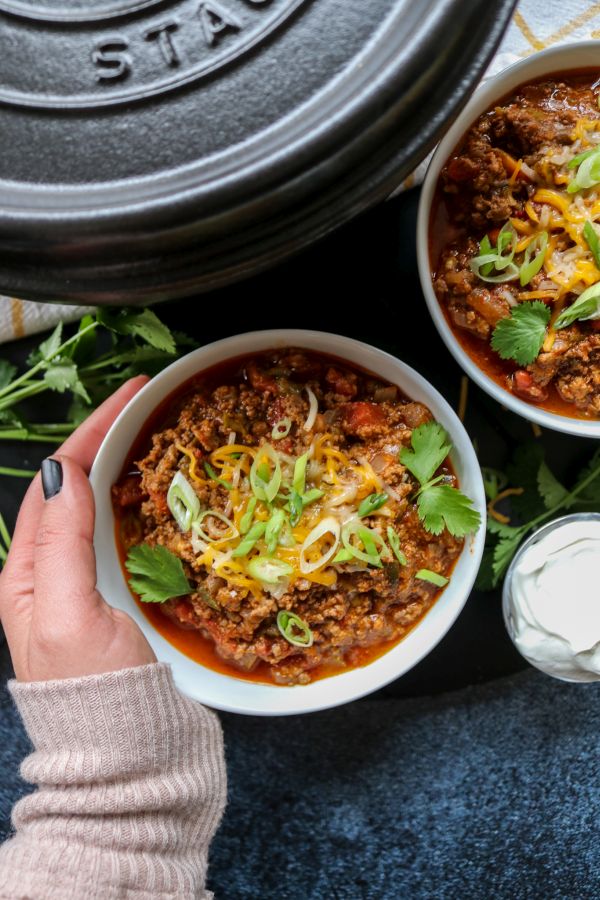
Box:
left=0, top=377, right=156, bottom=682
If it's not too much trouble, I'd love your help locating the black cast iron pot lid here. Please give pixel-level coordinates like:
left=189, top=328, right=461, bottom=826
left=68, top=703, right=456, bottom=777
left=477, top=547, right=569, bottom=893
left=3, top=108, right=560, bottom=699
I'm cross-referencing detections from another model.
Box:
left=0, top=0, right=515, bottom=305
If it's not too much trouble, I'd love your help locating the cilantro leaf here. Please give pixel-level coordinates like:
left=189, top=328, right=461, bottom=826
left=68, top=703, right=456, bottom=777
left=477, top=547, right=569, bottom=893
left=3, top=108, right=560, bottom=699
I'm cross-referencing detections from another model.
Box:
left=490, top=301, right=550, bottom=366
left=27, top=323, right=63, bottom=366
left=537, top=461, right=569, bottom=510
left=417, top=484, right=482, bottom=537
left=481, top=466, right=507, bottom=502
left=492, top=530, right=525, bottom=585
left=486, top=518, right=520, bottom=538
left=69, top=314, right=97, bottom=365
left=97, top=308, right=176, bottom=354
left=399, top=421, right=451, bottom=486
left=68, top=396, right=93, bottom=427
left=0, top=408, right=24, bottom=427
left=0, top=360, right=17, bottom=391
left=554, top=282, right=600, bottom=330
left=44, top=359, right=91, bottom=403
left=571, top=447, right=600, bottom=508
left=506, top=443, right=547, bottom=521
left=125, top=543, right=191, bottom=604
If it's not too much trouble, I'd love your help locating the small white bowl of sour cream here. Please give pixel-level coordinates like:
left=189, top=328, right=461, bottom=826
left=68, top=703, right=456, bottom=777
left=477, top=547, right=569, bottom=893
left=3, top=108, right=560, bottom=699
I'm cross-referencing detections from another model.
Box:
left=503, top=513, right=600, bottom=682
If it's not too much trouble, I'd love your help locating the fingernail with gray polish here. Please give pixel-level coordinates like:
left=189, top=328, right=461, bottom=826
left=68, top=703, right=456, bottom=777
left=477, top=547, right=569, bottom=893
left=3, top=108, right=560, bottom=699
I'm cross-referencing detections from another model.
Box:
left=41, top=458, right=63, bottom=500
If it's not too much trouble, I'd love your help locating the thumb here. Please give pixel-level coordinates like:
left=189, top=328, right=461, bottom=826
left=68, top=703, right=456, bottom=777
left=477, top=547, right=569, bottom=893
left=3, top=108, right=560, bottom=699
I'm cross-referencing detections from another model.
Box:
left=34, top=455, right=103, bottom=627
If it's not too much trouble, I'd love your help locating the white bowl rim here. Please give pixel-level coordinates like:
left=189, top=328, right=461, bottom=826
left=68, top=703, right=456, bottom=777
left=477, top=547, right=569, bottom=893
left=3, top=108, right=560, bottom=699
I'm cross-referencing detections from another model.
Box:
left=417, top=40, right=600, bottom=439
left=90, top=329, right=486, bottom=716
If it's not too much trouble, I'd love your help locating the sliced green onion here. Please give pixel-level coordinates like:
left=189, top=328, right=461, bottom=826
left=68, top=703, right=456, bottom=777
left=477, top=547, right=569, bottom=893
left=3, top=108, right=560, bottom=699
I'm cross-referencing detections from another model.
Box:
left=386, top=527, right=407, bottom=565
left=359, top=527, right=380, bottom=561
left=288, top=489, right=304, bottom=527
left=470, top=259, right=519, bottom=284
left=584, top=221, right=600, bottom=270
left=276, top=610, right=313, bottom=648
left=192, top=509, right=238, bottom=544
left=567, top=146, right=600, bottom=193
left=239, top=497, right=257, bottom=534
left=478, top=234, right=494, bottom=277
left=568, top=147, right=599, bottom=169
left=332, top=548, right=353, bottom=564
left=293, top=452, right=308, bottom=495
left=278, top=521, right=296, bottom=548
left=519, top=231, right=548, bottom=286
left=265, top=508, right=286, bottom=555
left=272, top=417, right=292, bottom=440
left=496, top=224, right=515, bottom=257
left=358, top=492, right=388, bottom=517
left=232, top=520, right=266, bottom=557
left=247, top=556, right=293, bottom=584
left=470, top=223, right=519, bottom=283
left=302, top=488, right=324, bottom=506
left=341, top=521, right=385, bottom=568
left=167, top=471, right=201, bottom=532
left=250, top=443, right=282, bottom=503
left=299, top=516, right=340, bottom=574
left=204, top=461, right=233, bottom=490
left=555, top=281, right=600, bottom=329
left=416, top=569, right=449, bottom=587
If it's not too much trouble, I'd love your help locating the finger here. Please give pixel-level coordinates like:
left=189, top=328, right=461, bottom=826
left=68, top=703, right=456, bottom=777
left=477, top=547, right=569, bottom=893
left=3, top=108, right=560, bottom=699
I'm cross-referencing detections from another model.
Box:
left=32, top=455, right=102, bottom=627
left=0, top=376, right=148, bottom=618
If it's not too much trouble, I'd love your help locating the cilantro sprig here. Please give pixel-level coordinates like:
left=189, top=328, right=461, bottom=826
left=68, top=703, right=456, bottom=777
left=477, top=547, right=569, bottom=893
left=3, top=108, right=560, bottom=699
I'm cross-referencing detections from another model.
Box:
left=491, top=301, right=551, bottom=366
left=0, top=308, right=194, bottom=447
left=125, top=543, right=192, bottom=604
left=399, top=422, right=481, bottom=538
left=479, top=444, right=600, bottom=589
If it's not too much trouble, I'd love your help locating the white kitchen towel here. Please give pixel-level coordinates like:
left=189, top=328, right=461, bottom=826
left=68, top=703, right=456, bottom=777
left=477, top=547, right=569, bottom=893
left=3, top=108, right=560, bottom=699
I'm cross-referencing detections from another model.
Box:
left=0, top=0, right=598, bottom=345
left=0, top=297, right=93, bottom=345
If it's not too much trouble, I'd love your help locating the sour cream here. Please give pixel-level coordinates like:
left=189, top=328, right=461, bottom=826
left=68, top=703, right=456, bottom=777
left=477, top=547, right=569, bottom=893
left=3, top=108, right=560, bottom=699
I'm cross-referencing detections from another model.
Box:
left=504, top=517, right=600, bottom=682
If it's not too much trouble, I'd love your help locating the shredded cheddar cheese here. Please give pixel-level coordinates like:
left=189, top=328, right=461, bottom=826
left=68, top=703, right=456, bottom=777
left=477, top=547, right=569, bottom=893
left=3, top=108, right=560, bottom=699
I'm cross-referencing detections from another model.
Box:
left=174, top=430, right=404, bottom=598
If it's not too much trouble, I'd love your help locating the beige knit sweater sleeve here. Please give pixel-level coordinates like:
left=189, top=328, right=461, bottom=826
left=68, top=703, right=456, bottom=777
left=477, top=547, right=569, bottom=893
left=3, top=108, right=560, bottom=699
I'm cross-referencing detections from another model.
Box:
left=0, top=662, right=227, bottom=900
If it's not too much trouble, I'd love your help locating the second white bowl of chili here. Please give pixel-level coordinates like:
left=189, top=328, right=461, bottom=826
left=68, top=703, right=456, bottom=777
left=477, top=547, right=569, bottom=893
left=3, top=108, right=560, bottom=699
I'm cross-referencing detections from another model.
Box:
left=417, top=42, right=600, bottom=438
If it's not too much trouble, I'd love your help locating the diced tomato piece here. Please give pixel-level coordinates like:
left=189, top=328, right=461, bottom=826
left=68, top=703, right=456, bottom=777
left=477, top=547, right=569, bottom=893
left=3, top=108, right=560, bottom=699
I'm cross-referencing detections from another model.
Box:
left=590, top=320, right=600, bottom=332
left=111, top=475, right=145, bottom=509
left=512, top=370, right=548, bottom=403
left=340, top=401, right=386, bottom=434
left=246, top=360, right=278, bottom=393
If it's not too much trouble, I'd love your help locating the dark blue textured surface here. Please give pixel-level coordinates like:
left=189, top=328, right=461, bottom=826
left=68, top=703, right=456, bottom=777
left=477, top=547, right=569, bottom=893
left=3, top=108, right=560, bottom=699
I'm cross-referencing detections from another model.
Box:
left=2, top=641, right=600, bottom=898
left=207, top=670, right=600, bottom=900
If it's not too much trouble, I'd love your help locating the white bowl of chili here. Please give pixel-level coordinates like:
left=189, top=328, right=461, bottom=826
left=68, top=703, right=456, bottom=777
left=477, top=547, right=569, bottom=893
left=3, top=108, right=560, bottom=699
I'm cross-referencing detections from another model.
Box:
left=90, top=330, right=486, bottom=715
left=417, top=41, right=600, bottom=438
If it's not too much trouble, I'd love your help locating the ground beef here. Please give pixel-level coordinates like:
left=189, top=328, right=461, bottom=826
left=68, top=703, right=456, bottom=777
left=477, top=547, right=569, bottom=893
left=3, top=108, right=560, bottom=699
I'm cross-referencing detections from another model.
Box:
left=433, top=74, right=600, bottom=419
left=113, top=350, right=463, bottom=686
left=555, top=335, right=600, bottom=416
